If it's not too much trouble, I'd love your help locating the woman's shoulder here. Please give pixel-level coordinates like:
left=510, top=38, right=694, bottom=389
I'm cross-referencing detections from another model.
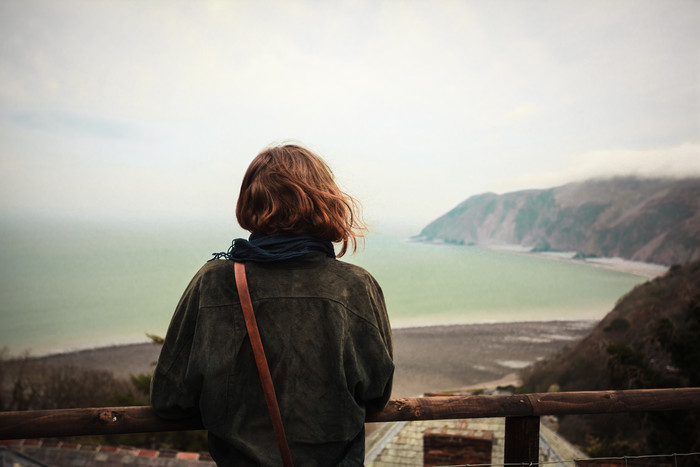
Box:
left=327, top=258, right=382, bottom=290
left=193, top=258, right=235, bottom=280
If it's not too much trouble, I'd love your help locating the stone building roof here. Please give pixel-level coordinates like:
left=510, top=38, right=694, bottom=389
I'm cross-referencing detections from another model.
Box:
left=0, top=439, right=215, bottom=466
left=365, top=395, right=587, bottom=466
left=365, top=418, right=506, bottom=466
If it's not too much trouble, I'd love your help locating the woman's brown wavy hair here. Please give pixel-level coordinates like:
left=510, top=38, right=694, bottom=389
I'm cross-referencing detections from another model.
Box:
left=236, top=144, right=364, bottom=257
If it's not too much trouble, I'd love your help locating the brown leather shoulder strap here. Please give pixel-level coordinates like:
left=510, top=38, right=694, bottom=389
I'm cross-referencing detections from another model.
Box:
left=234, top=261, right=294, bottom=467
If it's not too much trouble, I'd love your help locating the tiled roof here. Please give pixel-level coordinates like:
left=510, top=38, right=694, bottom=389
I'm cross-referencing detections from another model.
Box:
left=0, top=439, right=215, bottom=466
left=366, top=418, right=506, bottom=466
left=364, top=392, right=588, bottom=466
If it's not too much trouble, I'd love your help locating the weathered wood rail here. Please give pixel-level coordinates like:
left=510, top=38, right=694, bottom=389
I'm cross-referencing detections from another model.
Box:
left=2, top=388, right=699, bottom=465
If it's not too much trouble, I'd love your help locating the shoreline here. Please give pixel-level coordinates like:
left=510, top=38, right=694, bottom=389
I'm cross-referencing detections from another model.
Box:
left=413, top=238, right=669, bottom=279
left=6, top=320, right=596, bottom=398
left=6, top=318, right=595, bottom=360
left=4, top=337, right=158, bottom=360
left=481, top=244, right=668, bottom=279
left=575, top=256, right=669, bottom=278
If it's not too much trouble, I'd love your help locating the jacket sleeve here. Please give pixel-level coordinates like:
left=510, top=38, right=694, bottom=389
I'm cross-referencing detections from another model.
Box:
left=150, top=269, right=204, bottom=420
left=363, top=276, right=395, bottom=414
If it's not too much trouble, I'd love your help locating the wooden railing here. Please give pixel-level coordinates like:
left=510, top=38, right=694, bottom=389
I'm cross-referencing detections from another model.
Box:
left=2, top=387, right=700, bottom=465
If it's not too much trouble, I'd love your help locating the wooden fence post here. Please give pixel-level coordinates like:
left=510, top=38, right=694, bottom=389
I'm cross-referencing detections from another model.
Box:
left=504, top=416, right=539, bottom=466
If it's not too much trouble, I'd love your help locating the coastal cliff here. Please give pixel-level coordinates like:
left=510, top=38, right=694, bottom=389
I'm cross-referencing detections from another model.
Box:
left=418, top=177, right=700, bottom=266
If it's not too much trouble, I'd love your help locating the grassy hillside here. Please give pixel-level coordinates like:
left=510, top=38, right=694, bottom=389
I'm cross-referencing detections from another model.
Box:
left=521, top=259, right=700, bottom=456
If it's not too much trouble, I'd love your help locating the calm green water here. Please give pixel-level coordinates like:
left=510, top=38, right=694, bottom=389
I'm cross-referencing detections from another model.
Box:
left=0, top=217, right=646, bottom=356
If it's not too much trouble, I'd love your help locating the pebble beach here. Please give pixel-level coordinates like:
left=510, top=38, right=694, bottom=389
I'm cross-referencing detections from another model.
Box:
left=19, top=320, right=595, bottom=398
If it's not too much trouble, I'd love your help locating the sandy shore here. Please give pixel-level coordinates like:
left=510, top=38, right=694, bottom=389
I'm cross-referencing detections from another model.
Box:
left=486, top=244, right=669, bottom=279
left=12, top=320, right=594, bottom=398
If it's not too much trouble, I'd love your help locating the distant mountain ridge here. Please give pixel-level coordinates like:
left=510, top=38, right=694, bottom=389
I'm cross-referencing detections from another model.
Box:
left=418, top=177, right=700, bottom=266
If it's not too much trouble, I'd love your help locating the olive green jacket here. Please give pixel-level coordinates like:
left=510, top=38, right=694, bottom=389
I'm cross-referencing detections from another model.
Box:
left=150, top=253, right=394, bottom=466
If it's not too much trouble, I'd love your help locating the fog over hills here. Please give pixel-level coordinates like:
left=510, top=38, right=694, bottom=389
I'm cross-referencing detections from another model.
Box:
left=418, top=177, right=700, bottom=266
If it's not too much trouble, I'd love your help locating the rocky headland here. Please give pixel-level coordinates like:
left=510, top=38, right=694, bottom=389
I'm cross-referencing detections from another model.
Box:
left=418, top=176, right=700, bottom=266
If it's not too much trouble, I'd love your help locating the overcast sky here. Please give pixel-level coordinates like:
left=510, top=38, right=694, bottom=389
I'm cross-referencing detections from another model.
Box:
left=1, top=0, right=698, bottom=231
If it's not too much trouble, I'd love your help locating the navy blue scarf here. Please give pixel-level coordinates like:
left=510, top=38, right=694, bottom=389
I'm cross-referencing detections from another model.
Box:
left=209, top=233, right=336, bottom=263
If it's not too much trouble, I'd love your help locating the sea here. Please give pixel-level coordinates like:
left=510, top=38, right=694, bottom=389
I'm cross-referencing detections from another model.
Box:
left=0, top=215, right=650, bottom=356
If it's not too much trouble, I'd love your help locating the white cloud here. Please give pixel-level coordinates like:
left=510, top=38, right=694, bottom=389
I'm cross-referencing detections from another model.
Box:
left=504, top=105, right=536, bottom=121
left=0, top=0, right=698, bottom=228
left=493, top=143, right=700, bottom=194
left=570, top=143, right=700, bottom=179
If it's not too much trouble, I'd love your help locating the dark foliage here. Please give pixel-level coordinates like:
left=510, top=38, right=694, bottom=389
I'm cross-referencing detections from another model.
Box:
left=521, top=260, right=700, bottom=456
left=0, top=346, right=208, bottom=454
